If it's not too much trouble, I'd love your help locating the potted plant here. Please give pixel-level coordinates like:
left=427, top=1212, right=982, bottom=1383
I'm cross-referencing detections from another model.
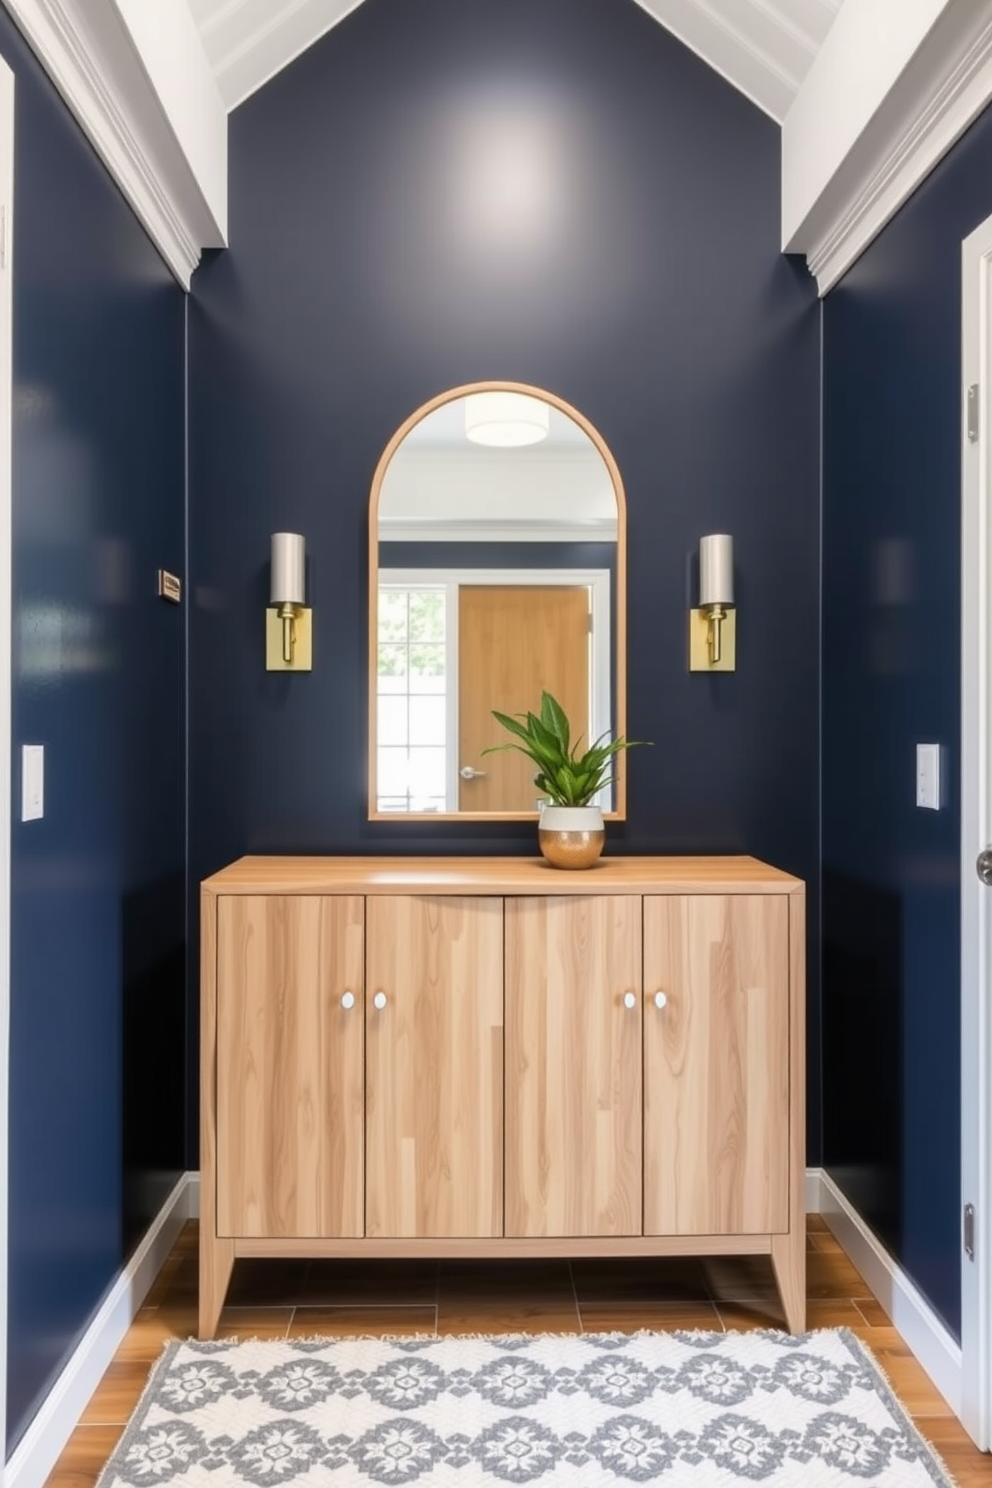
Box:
left=484, top=690, right=648, bottom=868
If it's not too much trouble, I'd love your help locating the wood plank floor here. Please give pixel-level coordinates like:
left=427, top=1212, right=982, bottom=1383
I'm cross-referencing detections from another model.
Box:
left=42, top=1215, right=992, bottom=1486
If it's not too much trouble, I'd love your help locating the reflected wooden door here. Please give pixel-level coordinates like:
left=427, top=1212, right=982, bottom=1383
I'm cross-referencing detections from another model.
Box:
left=458, top=585, right=589, bottom=811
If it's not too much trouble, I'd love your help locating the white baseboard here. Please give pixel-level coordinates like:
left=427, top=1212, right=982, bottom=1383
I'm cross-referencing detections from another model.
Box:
left=6, top=1171, right=198, bottom=1488
left=807, top=1167, right=963, bottom=1416
left=5, top=1165, right=963, bottom=1487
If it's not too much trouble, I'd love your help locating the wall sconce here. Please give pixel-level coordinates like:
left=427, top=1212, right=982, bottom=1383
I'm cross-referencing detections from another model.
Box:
left=266, top=532, right=312, bottom=671
left=689, top=533, right=736, bottom=672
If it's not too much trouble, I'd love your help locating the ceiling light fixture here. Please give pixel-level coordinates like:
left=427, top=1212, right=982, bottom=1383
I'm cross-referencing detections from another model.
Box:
left=464, top=391, right=550, bottom=447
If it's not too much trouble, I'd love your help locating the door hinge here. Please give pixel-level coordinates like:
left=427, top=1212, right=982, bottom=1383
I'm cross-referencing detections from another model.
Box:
left=964, top=1202, right=975, bottom=1260
left=968, top=384, right=980, bottom=443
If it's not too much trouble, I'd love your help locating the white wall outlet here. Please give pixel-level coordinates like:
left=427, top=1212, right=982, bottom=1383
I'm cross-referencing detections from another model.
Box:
left=916, top=742, right=940, bottom=810
left=21, top=744, right=44, bottom=821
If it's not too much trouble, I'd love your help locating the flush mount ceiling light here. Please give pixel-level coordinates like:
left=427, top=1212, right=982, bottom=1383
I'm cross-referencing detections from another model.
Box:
left=464, top=391, right=550, bottom=447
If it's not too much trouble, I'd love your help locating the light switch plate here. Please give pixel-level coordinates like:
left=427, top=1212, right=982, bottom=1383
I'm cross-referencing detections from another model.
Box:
left=22, top=744, right=43, bottom=821
left=916, top=742, right=940, bottom=810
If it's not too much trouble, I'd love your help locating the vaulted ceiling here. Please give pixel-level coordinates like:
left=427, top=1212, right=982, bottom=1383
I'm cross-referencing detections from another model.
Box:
left=188, top=0, right=842, bottom=120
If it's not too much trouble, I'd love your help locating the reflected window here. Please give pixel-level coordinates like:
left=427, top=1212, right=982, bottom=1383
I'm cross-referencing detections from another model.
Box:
left=377, top=586, right=449, bottom=813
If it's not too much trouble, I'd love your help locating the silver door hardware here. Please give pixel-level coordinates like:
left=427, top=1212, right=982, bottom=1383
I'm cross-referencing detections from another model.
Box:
left=965, top=1203, right=975, bottom=1260
left=968, top=384, right=980, bottom=443
left=977, top=849, right=992, bottom=886
left=459, top=765, right=487, bottom=780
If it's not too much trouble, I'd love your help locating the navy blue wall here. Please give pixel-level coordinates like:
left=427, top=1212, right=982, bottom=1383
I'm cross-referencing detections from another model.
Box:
left=188, top=0, right=821, bottom=1157
left=820, top=102, right=992, bottom=1341
left=0, top=8, right=187, bottom=1451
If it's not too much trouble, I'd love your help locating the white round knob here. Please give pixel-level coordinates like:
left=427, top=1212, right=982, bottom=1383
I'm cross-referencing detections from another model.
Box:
left=340, top=991, right=355, bottom=1010
left=654, top=991, right=668, bottom=1009
left=373, top=991, right=387, bottom=1011
left=623, top=991, right=637, bottom=1009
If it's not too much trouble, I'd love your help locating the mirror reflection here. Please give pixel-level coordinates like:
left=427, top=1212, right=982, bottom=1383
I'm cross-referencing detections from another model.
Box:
left=368, top=385, right=624, bottom=819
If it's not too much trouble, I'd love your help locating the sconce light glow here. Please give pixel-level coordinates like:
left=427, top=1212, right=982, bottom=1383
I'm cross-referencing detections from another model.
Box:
left=465, top=391, right=550, bottom=447
left=266, top=532, right=312, bottom=671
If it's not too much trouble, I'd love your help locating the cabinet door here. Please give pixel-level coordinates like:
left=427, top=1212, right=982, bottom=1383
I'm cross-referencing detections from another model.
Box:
left=505, top=896, right=642, bottom=1237
left=216, top=895, right=365, bottom=1239
left=643, top=895, right=789, bottom=1236
left=365, top=896, right=503, bottom=1238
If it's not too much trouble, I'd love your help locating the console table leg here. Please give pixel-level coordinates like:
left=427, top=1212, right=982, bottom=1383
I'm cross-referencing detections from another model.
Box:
left=199, top=1234, right=235, bottom=1340
left=771, top=1232, right=806, bottom=1335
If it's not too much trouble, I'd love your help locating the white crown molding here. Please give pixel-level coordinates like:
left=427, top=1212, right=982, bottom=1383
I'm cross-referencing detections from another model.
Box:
left=787, top=1, right=992, bottom=295
left=4, top=0, right=227, bottom=287
left=206, top=0, right=369, bottom=112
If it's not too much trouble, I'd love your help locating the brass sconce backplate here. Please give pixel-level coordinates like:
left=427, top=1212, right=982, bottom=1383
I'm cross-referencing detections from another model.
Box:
left=689, top=607, right=736, bottom=672
left=266, top=607, right=312, bottom=671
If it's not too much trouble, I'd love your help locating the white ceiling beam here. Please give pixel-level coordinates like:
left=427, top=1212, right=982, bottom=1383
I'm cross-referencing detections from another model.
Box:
left=631, top=0, right=799, bottom=120
left=783, top=0, right=992, bottom=294
left=201, top=0, right=369, bottom=112
left=4, top=0, right=227, bottom=286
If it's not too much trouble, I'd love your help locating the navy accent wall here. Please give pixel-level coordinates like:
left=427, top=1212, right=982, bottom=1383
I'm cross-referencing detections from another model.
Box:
left=188, top=0, right=820, bottom=1157
left=0, top=10, right=187, bottom=1451
left=820, top=101, right=992, bottom=1340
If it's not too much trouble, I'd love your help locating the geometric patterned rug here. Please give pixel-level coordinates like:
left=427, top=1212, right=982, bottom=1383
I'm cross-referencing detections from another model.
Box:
left=95, top=1329, right=958, bottom=1486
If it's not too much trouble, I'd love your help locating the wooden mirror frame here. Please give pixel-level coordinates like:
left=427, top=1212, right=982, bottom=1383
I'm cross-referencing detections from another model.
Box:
left=368, top=380, right=628, bottom=822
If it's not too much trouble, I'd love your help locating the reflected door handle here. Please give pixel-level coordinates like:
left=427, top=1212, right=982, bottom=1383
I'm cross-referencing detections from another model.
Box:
left=654, top=991, right=668, bottom=1009
left=373, top=991, right=388, bottom=1010
left=340, top=991, right=356, bottom=1010
left=459, top=765, right=488, bottom=780
left=978, top=849, right=992, bottom=886
left=622, top=991, right=637, bottom=1009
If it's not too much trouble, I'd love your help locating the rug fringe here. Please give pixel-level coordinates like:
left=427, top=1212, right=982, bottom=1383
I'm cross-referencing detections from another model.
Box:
left=838, top=1328, right=963, bottom=1488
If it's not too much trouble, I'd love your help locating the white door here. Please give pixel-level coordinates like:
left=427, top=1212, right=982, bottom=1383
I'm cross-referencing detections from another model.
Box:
left=960, top=210, right=992, bottom=1450
left=0, top=51, right=13, bottom=1474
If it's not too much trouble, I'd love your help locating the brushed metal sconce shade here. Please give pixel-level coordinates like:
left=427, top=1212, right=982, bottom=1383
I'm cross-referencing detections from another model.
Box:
left=270, top=532, right=306, bottom=606
left=267, top=532, right=312, bottom=671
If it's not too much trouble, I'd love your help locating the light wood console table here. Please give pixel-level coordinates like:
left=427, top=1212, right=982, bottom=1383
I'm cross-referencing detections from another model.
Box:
left=199, top=855, right=805, bottom=1337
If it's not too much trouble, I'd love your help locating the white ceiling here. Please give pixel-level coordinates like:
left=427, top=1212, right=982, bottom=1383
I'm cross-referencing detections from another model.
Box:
left=189, top=0, right=843, bottom=120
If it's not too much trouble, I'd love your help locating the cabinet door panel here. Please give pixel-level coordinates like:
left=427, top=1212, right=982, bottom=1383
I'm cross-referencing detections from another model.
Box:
left=365, top=896, right=503, bottom=1238
left=216, top=895, right=365, bottom=1239
left=505, top=896, right=642, bottom=1237
left=643, top=895, right=789, bottom=1235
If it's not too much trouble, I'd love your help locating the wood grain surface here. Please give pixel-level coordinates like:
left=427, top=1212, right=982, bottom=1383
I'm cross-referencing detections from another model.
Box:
left=203, top=855, right=803, bottom=895
left=505, top=896, right=643, bottom=1237
left=365, top=896, right=504, bottom=1238
left=215, top=895, right=365, bottom=1241
left=642, top=894, right=790, bottom=1238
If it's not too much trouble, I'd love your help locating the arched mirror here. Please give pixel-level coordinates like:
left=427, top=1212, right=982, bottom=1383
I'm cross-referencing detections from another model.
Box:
left=368, top=382, right=626, bottom=820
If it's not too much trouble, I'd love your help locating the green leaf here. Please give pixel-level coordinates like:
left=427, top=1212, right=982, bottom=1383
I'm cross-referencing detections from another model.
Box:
left=540, top=691, right=570, bottom=755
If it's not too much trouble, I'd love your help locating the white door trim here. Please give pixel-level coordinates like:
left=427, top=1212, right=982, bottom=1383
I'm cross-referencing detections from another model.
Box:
left=960, top=210, right=992, bottom=1449
left=0, top=51, right=13, bottom=1478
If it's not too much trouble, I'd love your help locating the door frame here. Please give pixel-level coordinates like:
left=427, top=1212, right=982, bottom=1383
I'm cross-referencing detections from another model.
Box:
left=960, top=210, right=992, bottom=1449
left=0, top=51, right=13, bottom=1473
left=378, top=568, right=611, bottom=813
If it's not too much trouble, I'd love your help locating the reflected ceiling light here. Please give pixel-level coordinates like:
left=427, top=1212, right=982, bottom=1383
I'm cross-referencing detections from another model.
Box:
left=464, top=392, right=550, bottom=447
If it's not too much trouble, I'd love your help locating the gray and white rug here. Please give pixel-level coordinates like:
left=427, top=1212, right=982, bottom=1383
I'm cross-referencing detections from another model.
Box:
left=97, top=1329, right=958, bottom=1486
